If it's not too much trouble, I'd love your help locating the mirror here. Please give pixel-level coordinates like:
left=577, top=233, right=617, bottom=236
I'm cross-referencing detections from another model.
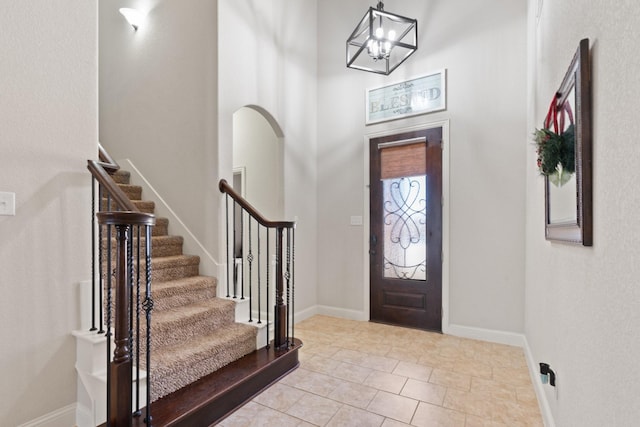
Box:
left=545, top=38, right=592, bottom=245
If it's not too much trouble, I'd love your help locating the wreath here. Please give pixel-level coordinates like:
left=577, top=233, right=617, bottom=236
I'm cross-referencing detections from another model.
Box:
left=534, top=94, right=575, bottom=186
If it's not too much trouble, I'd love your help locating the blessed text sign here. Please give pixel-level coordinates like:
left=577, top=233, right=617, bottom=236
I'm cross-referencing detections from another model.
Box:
left=366, top=70, right=446, bottom=124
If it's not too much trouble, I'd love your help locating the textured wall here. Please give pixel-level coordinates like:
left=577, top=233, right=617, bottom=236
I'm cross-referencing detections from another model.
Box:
left=525, top=0, right=640, bottom=425
left=0, top=1, right=97, bottom=424
left=99, top=0, right=219, bottom=258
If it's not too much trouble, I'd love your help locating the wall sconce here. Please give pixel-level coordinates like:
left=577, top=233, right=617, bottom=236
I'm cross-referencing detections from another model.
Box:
left=539, top=363, right=556, bottom=386
left=346, top=1, right=418, bottom=75
left=119, top=8, right=146, bottom=31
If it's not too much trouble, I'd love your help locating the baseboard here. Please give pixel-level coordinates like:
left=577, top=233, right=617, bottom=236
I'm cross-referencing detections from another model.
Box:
left=522, top=336, right=556, bottom=427
left=295, top=305, right=319, bottom=323
left=444, top=323, right=526, bottom=347
left=17, top=404, right=76, bottom=427
left=316, top=305, right=368, bottom=321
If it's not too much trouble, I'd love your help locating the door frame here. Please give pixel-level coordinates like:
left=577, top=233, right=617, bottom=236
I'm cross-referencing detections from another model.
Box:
left=362, top=120, right=451, bottom=333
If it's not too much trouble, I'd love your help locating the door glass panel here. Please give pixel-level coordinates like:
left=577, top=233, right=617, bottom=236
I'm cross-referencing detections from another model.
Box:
left=382, top=175, right=427, bottom=281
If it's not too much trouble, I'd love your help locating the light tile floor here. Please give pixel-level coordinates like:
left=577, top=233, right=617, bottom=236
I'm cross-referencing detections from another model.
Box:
left=218, top=315, right=543, bottom=427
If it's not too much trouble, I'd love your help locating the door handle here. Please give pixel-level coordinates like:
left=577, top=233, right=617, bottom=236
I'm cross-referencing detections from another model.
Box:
left=369, top=234, right=377, bottom=255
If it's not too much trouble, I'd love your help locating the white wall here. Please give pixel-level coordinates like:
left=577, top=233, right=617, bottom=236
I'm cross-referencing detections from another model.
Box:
left=99, top=0, right=219, bottom=257
left=317, top=0, right=528, bottom=332
left=0, top=1, right=97, bottom=425
left=219, top=0, right=319, bottom=315
left=526, top=0, right=640, bottom=425
left=233, top=107, right=284, bottom=219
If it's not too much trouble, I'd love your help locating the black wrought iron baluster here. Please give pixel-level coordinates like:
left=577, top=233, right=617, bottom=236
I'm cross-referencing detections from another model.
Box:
left=274, top=227, right=285, bottom=349
left=248, top=216, right=253, bottom=322
left=127, top=225, right=134, bottom=393
left=225, top=195, right=230, bottom=298
left=266, top=229, right=270, bottom=349
left=143, top=224, right=154, bottom=425
left=233, top=200, right=238, bottom=299
left=240, top=208, right=245, bottom=300
left=257, top=225, right=262, bottom=325
left=285, top=228, right=291, bottom=348
left=90, top=177, right=97, bottom=332
left=134, top=225, right=142, bottom=417
left=98, top=184, right=105, bottom=334
left=291, top=227, right=295, bottom=346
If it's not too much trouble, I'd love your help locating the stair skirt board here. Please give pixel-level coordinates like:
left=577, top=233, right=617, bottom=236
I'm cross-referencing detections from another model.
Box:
left=128, top=339, right=301, bottom=427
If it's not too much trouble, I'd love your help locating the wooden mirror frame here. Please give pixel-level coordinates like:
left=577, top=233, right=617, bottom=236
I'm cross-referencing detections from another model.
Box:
left=545, top=38, right=592, bottom=245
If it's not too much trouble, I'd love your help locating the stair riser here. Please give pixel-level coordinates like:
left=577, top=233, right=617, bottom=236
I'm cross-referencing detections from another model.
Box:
left=154, top=287, right=217, bottom=311
left=133, top=200, right=155, bottom=213
left=112, top=171, right=130, bottom=185
left=100, top=199, right=155, bottom=213
left=152, top=264, right=199, bottom=282
left=101, top=238, right=183, bottom=258
left=143, top=307, right=236, bottom=351
left=152, top=220, right=168, bottom=236
left=118, top=185, right=142, bottom=200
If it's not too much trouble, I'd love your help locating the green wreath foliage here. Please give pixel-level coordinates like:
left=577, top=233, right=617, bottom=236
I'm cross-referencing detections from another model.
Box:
left=534, top=123, right=575, bottom=186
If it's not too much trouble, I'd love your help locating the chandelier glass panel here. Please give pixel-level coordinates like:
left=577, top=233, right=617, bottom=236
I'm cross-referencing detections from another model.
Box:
left=346, top=1, right=418, bottom=75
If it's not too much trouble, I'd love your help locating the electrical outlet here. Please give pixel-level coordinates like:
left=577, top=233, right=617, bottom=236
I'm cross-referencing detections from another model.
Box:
left=0, top=192, right=15, bottom=216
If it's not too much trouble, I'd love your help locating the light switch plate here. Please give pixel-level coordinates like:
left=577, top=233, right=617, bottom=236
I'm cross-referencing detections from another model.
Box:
left=350, top=215, right=363, bottom=226
left=0, top=192, right=16, bottom=216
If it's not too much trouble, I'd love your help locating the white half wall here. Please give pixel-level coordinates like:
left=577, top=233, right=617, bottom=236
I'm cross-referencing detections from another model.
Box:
left=0, top=1, right=97, bottom=425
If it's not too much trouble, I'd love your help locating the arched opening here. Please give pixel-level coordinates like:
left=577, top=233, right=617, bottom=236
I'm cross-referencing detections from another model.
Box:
left=232, top=105, right=284, bottom=219
left=231, top=105, right=285, bottom=300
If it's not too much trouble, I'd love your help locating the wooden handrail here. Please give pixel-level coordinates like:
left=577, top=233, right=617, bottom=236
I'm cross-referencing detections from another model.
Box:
left=98, top=143, right=120, bottom=173
left=88, top=159, right=138, bottom=212
left=218, top=179, right=294, bottom=229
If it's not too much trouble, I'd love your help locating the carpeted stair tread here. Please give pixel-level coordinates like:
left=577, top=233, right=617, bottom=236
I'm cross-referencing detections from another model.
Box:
left=151, top=257, right=200, bottom=283
left=151, top=276, right=217, bottom=310
left=148, top=324, right=257, bottom=401
left=147, top=299, right=237, bottom=349
left=153, top=218, right=169, bottom=236
left=103, top=235, right=183, bottom=256
left=117, top=183, right=142, bottom=200
left=112, top=170, right=130, bottom=184
left=132, top=200, right=155, bottom=213
left=150, top=235, right=183, bottom=257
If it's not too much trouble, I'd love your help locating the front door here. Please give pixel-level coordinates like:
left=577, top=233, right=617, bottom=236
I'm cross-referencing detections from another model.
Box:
left=369, top=127, right=443, bottom=331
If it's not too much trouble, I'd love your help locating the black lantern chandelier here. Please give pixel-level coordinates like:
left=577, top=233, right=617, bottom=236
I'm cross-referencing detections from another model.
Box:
left=346, top=1, right=418, bottom=75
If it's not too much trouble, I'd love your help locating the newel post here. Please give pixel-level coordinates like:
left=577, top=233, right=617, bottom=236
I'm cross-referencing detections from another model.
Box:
left=98, top=212, right=155, bottom=427
left=274, top=227, right=287, bottom=349
left=112, top=222, right=133, bottom=427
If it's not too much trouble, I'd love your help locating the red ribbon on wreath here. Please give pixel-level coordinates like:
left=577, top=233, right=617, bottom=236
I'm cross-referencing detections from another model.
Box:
left=535, top=93, right=576, bottom=186
left=543, top=93, right=574, bottom=134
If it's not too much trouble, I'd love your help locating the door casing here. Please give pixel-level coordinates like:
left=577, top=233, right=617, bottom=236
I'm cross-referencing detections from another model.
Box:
left=363, top=120, right=450, bottom=332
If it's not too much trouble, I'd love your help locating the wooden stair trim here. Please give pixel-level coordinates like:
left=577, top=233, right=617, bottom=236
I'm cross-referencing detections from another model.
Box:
left=128, top=338, right=302, bottom=427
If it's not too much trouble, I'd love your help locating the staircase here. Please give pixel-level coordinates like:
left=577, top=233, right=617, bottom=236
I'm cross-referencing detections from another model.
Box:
left=76, top=157, right=301, bottom=426
left=111, top=169, right=258, bottom=402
